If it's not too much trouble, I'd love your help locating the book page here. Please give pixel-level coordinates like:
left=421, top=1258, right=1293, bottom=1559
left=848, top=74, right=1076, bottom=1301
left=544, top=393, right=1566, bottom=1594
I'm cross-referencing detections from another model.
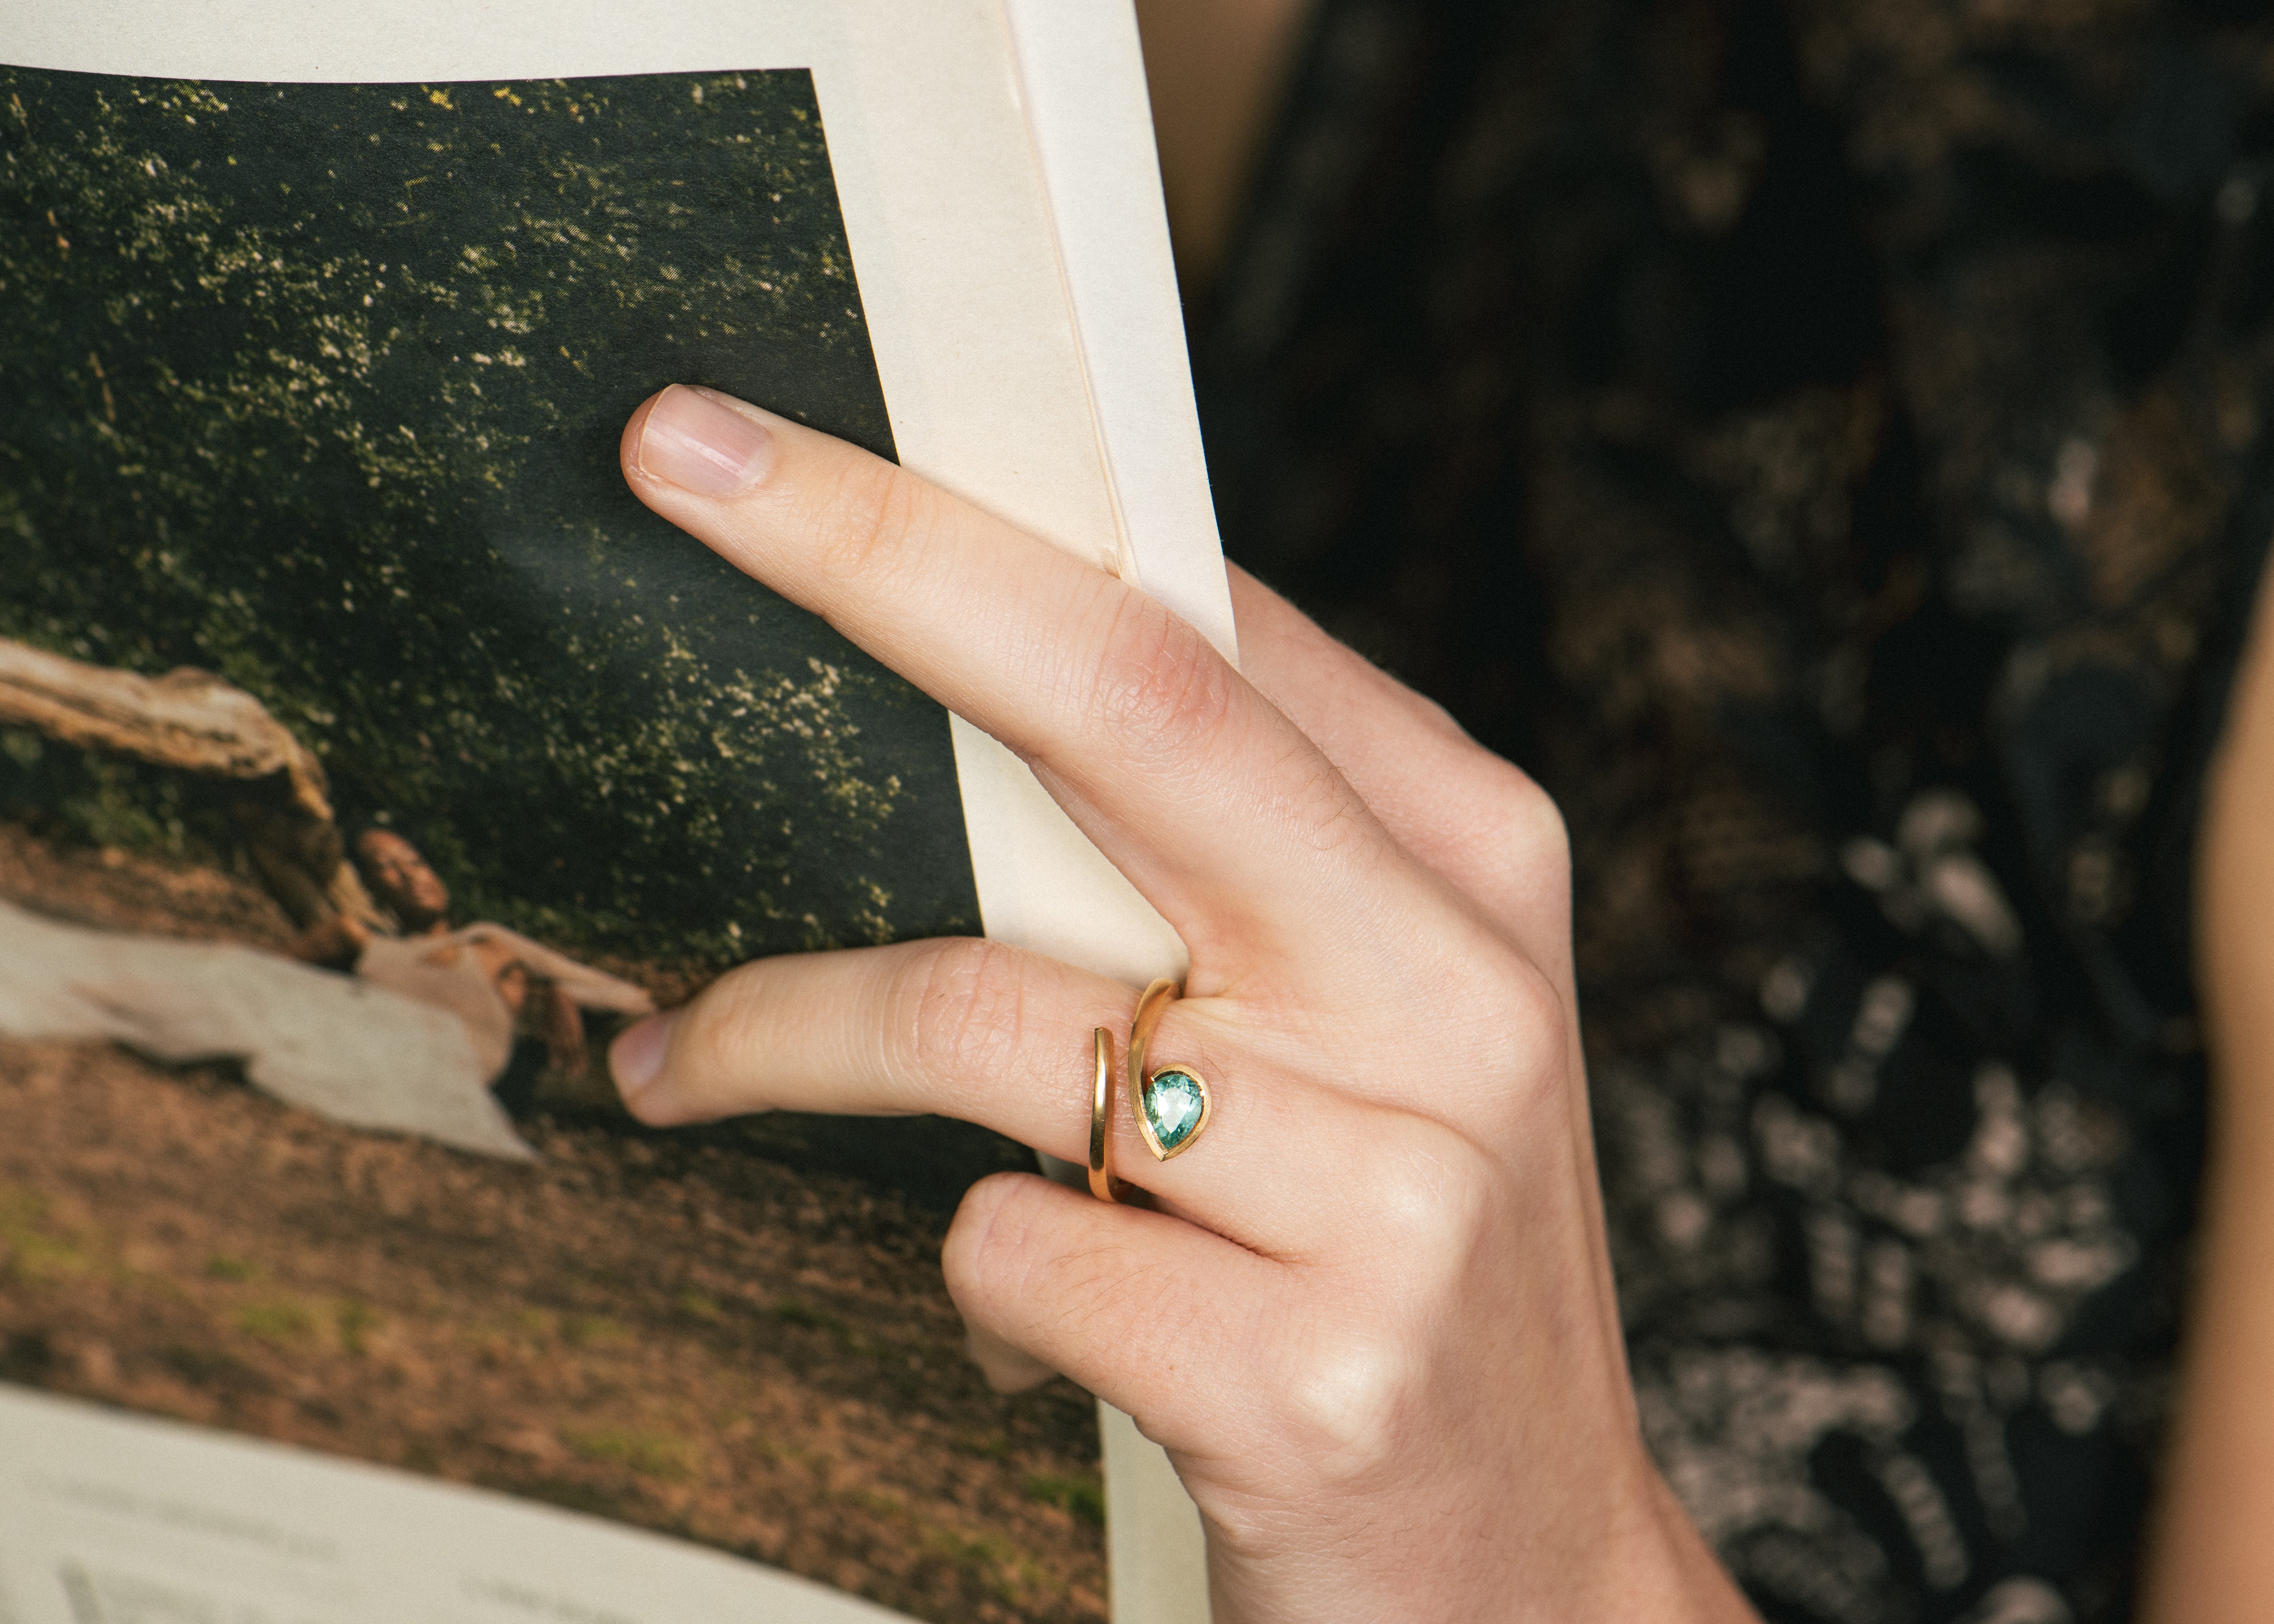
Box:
left=0, top=2, right=1222, bottom=1620
left=0, top=1384, right=913, bottom=1623
left=999, top=6, right=1220, bottom=1620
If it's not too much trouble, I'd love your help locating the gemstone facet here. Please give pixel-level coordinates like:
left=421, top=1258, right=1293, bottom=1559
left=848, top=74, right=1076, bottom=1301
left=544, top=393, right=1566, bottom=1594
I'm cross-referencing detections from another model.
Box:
left=1141, top=1068, right=1209, bottom=1158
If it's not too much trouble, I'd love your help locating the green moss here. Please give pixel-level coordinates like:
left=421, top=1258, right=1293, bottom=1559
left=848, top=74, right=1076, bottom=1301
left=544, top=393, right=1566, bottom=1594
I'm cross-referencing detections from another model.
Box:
left=562, top=1426, right=701, bottom=1481
left=920, top=1527, right=1052, bottom=1607
left=0, top=1188, right=93, bottom=1283
left=845, top=1486, right=907, bottom=1518
left=558, top=1313, right=629, bottom=1349
left=335, top=1299, right=380, bottom=1355
left=771, top=1299, right=847, bottom=1335
left=1022, top=1473, right=1106, bottom=1527
left=234, top=1299, right=315, bottom=1342
left=160, top=1343, right=265, bottom=1389
left=517, top=1478, right=627, bottom=1520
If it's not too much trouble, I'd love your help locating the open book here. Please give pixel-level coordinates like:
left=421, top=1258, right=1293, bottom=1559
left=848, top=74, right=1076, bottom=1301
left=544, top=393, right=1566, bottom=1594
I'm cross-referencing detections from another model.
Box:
left=0, top=2, right=1223, bottom=1619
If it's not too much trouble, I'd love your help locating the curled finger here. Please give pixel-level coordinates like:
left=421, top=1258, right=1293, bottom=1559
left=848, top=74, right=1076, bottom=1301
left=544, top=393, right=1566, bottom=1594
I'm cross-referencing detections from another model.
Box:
left=943, top=1170, right=1282, bottom=1458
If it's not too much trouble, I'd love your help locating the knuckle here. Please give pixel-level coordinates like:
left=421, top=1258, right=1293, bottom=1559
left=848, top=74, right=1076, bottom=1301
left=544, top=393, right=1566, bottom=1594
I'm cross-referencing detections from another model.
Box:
left=1289, top=743, right=1378, bottom=859
left=1088, top=594, right=1241, bottom=765
left=1393, top=685, right=1474, bottom=750
left=675, top=961, right=774, bottom=1088
left=1498, top=769, right=1569, bottom=867
left=1367, top=1135, right=1501, bottom=1261
left=1487, top=954, right=1571, bottom=1085
left=941, top=1171, right=1040, bottom=1309
left=1270, top=1324, right=1429, bottom=1488
left=1463, top=757, right=1569, bottom=874
left=1266, top=1164, right=1502, bottom=1487
left=1491, top=951, right=1568, bottom=1057
left=1442, top=930, right=1554, bottom=1033
left=891, top=936, right=1030, bottom=1093
left=944, top=1176, right=1182, bottom=1335
left=811, top=454, right=929, bottom=581
left=946, top=1176, right=1158, bottom=1331
left=1425, top=938, right=1571, bottom=1113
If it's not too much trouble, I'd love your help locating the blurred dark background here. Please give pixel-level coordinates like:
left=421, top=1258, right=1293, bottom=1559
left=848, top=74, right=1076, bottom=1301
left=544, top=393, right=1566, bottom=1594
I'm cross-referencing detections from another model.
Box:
left=1170, top=2, right=2274, bottom=1618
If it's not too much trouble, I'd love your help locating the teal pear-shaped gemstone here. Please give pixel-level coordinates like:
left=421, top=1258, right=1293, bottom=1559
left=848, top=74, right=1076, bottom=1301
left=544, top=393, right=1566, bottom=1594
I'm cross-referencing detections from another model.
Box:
left=1142, top=1068, right=1208, bottom=1156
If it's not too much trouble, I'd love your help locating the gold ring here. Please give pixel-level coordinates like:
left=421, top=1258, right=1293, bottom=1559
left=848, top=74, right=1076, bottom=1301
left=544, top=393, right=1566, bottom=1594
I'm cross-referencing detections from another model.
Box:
left=1086, top=1026, right=1128, bottom=1203
left=1129, top=978, right=1212, bottom=1161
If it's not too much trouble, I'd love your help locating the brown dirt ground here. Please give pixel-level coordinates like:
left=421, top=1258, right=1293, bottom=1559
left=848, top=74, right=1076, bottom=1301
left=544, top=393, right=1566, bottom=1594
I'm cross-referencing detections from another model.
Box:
left=0, top=823, right=1106, bottom=1624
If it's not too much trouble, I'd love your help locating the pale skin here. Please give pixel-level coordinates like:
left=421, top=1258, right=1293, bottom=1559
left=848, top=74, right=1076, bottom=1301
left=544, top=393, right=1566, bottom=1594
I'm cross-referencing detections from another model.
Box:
left=2142, top=552, right=2274, bottom=1622
left=1128, top=0, right=1314, bottom=287
left=604, top=381, right=1757, bottom=1622
left=601, top=392, right=2274, bottom=1622
left=594, top=7, right=2274, bottom=1614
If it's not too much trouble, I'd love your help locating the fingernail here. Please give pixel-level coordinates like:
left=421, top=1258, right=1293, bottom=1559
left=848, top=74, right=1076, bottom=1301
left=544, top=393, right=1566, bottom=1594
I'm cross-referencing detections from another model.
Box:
left=610, top=1010, right=678, bottom=1101
left=636, top=385, right=774, bottom=496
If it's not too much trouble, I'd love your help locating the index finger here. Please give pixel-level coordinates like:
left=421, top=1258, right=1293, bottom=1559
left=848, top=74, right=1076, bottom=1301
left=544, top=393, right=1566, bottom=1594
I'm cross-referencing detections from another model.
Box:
left=621, top=384, right=1413, bottom=971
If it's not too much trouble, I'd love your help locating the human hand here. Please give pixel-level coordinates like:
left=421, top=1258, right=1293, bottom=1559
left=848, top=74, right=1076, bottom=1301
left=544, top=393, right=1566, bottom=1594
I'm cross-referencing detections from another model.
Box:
left=605, top=384, right=1756, bottom=1622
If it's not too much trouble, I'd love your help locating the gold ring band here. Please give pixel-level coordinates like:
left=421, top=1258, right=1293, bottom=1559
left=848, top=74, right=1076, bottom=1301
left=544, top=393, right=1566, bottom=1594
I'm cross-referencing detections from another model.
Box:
left=1091, top=980, right=1213, bottom=1200
left=1129, top=978, right=1212, bottom=1161
left=1086, top=1026, right=1126, bottom=1203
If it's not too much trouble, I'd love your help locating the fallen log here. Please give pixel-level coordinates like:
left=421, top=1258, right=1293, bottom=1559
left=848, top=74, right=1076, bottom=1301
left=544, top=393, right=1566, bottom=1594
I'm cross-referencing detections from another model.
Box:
left=0, top=636, right=386, bottom=930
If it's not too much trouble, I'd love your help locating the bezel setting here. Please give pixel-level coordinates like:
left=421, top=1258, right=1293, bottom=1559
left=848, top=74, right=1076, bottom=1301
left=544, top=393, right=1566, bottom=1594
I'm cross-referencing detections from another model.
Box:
left=1136, top=1065, right=1211, bottom=1161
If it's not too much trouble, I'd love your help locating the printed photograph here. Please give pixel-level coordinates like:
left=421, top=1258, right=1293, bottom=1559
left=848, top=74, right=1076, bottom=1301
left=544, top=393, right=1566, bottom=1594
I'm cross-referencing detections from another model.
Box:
left=0, top=66, right=1102, bottom=1622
